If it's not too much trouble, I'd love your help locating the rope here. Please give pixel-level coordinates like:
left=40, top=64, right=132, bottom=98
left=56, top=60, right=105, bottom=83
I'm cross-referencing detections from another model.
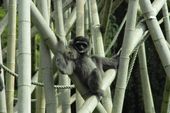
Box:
left=31, top=81, right=75, bottom=89
left=0, top=64, right=18, bottom=77
left=127, top=47, right=139, bottom=83
left=0, top=64, right=74, bottom=89
left=126, top=31, right=149, bottom=84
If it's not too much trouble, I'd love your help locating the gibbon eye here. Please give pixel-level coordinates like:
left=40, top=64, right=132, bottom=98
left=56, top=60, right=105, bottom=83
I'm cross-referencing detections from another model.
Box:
left=75, top=41, right=88, bottom=52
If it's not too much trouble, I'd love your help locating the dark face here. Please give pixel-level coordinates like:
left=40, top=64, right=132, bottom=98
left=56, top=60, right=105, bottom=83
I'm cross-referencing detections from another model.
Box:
left=74, top=41, right=89, bottom=54
left=71, top=37, right=90, bottom=54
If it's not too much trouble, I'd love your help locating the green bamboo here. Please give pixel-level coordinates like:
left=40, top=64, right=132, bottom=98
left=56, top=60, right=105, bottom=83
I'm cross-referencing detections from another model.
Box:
left=35, top=2, right=46, bottom=113
left=54, top=0, right=71, bottom=113
left=162, top=3, right=170, bottom=43
left=5, top=0, right=17, bottom=112
left=0, top=37, right=7, bottom=113
left=35, top=74, right=45, bottom=113
left=40, top=42, right=56, bottom=113
left=161, top=3, right=170, bottom=113
left=78, top=69, right=116, bottom=113
left=161, top=78, right=170, bottom=113
left=47, top=0, right=51, bottom=18
left=17, top=0, right=31, bottom=113
left=87, top=0, right=94, bottom=53
left=14, top=72, right=39, bottom=113
left=139, top=0, right=170, bottom=87
left=76, top=0, right=85, bottom=37
left=85, top=2, right=89, bottom=36
left=37, top=0, right=57, bottom=113
left=138, top=43, right=155, bottom=113
left=91, top=0, right=104, bottom=56
left=112, top=0, right=138, bottom=112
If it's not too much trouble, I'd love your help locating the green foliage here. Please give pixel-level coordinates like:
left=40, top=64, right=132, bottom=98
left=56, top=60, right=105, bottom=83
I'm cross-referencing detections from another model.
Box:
left=0, top=7, right=5, bottom=20
left=105, top=15, right=118, bottom=56
left=35, top=34, right=41, bottom=66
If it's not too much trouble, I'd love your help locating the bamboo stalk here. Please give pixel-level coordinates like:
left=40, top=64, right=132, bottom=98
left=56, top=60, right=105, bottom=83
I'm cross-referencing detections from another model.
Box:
left=161, top=2, right=170, bottom=113
left=40, top=43, right=56, bottom=113
left=138, top=43, right=155, bottom=113
left=76, top=0, right=85, bottom=36
left=0, top=36, right=7, bottom=113
left=85, top=2, right=89, bottom=36
left=17, top=0, right=31, bottom=113
left=5, top=0, right=17, bottom=112
left=37, top=0, right=57, bottom=113
left=161, top=77, right=170, bottom=113
left=162, top=3, right=170, bottom=43
left=30, top=2, right=58, bottom=53
left=54, top=0, right=71, bottom=113
left=35, top=72, right=45, bottom=113
left=35, top=2, right=46, bottom=113
left=91, top=0, right=104, bottom=56
left=87, top=0, right=94, bottom=53
left=112, top=0, right=138, bottom=113
left=14, top=72, right=39, bottom=113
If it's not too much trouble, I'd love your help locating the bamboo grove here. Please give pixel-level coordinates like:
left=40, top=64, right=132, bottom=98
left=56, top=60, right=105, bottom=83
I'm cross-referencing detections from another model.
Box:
left=0, top=0, right=170, bottom=113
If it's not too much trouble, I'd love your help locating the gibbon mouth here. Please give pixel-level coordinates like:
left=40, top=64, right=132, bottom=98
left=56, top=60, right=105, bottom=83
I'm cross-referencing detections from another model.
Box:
left=75, top=41, right=88, bottom=50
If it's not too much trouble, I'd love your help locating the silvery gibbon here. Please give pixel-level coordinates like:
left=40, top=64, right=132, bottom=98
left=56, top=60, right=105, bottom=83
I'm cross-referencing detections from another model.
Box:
left=55, top=36, right=119, bottom=97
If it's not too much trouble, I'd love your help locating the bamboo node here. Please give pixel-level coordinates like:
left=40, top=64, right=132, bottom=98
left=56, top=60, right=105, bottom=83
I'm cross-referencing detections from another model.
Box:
left=93, top=24, right=101, bottom=29
left=144, top=16, right=156, bottom=21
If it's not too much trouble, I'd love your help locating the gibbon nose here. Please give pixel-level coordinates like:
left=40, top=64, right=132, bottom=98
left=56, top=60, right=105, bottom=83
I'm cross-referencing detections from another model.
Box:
left=80, top=45, right=84, bottom=50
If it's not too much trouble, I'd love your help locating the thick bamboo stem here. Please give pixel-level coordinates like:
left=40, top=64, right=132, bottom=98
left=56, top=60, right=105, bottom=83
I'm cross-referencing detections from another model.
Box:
left=138, top=43, right=155, bottom=113
left=17, top=0, right=31, bottom=113
left=112, top=0, right=138, bottom=112
left=37, top=0, right=57, bottom=113
left=161, top=2, right=170, bottom=113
